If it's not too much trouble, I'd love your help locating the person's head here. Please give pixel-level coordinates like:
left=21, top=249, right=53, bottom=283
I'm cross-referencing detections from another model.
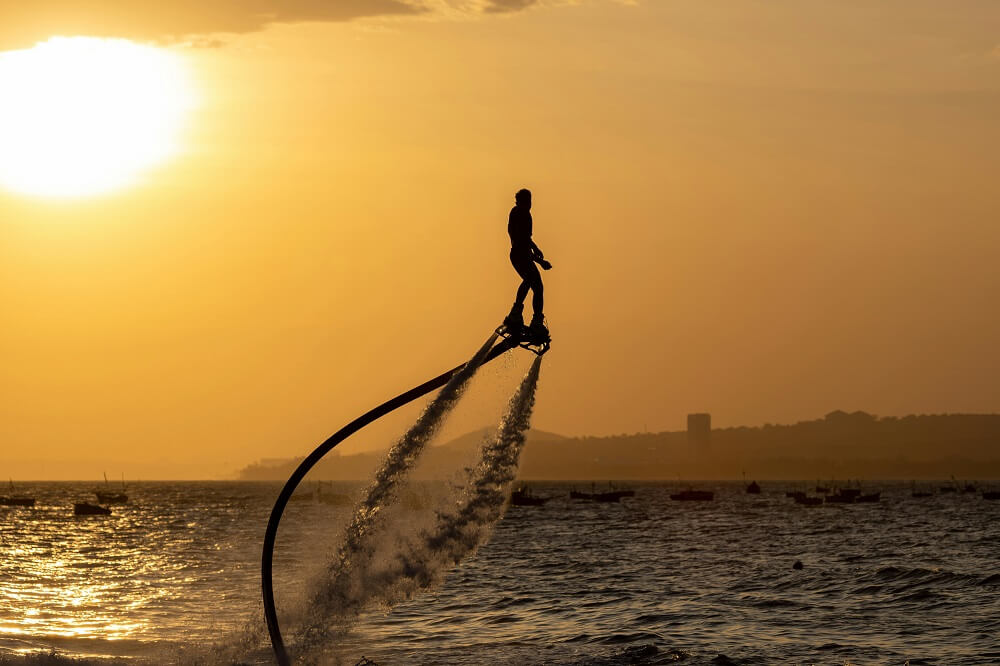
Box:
left=515, top=188, right=532, bottom=209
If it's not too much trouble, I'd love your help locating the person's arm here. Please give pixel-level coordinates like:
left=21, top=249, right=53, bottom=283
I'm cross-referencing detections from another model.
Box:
left=531, top=241, right=552, bottom=270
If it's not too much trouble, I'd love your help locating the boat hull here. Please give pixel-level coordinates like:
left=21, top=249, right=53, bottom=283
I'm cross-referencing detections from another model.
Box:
left=74, top=502, right=111, bottom=516
left=0, top=497, right=35, bottom=507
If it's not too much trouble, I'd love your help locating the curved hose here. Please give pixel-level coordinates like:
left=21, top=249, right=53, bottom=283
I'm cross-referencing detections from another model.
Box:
left=262, top=339, right=515, bottom=665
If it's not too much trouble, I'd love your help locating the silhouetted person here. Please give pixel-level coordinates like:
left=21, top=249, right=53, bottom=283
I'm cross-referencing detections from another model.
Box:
left=503, top=188, right=551, bottom=339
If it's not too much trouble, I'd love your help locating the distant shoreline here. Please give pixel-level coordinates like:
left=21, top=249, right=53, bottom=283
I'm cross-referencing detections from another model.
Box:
left=235, top=412, right=1000, bottom=482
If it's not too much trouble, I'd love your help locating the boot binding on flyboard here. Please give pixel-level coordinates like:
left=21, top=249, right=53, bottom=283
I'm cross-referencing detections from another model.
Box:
left=497, top=311, right=550, bottom=356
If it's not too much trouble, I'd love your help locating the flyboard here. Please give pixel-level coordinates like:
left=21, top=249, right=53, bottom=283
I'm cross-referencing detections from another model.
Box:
left=262, top=323, right=549, bottom=666
left=496, top=318, right=551, bottom=356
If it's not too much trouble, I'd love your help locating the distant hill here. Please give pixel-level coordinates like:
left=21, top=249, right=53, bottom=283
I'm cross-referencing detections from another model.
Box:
left=436, top=427, right=568, bottom=452
left=236, top=412, right=1000, bottom=481
left=236, top=428, right=569, bottom=481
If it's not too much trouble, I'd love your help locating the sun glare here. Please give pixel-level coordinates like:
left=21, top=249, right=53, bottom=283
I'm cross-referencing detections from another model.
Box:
left=0, top=37, right=195, bottom=198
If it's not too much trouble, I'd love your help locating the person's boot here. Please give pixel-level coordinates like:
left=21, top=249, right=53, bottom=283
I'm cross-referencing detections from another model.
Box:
left=503, top=303, right=524, bottom=331
left=527, top=313, right=549, bottom=341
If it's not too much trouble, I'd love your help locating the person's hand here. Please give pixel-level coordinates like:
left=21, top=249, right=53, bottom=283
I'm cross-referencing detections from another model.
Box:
left=538, top=259, right=552, bottom=270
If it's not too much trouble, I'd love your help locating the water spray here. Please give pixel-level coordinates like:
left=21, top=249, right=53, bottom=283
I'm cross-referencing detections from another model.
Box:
left=261, top=333, right=517, bottom=665
left=297, top=356, right=543, bottom=657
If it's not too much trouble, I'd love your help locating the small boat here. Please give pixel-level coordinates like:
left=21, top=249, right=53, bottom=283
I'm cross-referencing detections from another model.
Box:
left=570, top=490, right=623, bottom=503
left=794, top=495, right=823, bottom=506
left=74, top=502, right=111, bottom=516
left=961, top=482, right=977, bottom=494
left=912, top=491, right=933, bottom=498
left=939, top=486, right=957, bottom=493
left=983, top=491, right=1000, bottom=501
left=670, top=489, right=713, bottom=502
left=94, top=473, right=128, bottom=504
left=570, top=483, right=633, bottom=503
left=815, top=485, right=831, bottom=494
left=855, top=492, right=881, bottom=503
left=1, top=496, right=35, bottom=507
left=1, top=480, right=35, bottom=507
left=824, top=486, right=864, bottom=503
left=746, top=480, right=761, bottom=494
left=510, top=486, right=551, bottom=506
left=785, top=490, right=804, bottom=499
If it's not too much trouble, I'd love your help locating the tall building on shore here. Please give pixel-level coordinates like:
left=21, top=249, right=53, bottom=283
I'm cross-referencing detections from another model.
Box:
left=687, top=413, right=711, bottom=449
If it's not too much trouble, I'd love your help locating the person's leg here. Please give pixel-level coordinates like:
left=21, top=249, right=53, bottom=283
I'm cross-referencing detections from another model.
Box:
left=515, top=262, right=543, bottom=331
left=515, top=280, right=530, bottom=305
left=530, top=276, right=543, bottom=319
left=504, top=287, right=526, bottom=328
left=509, top=250, right=536, bottom=327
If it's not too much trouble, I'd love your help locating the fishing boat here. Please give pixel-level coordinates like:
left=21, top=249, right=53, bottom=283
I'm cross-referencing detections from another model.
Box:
left=741, top=472, right=760, bottom=495
left=1, top=480, right=35, bottom=507
left=855, top=491, right=881, bottom=503
left=570, top=490, right=623, bottom=503
left=794, top=495, right=823, bottom=506
left=569, top=482, right=634, bottom=503
left=670, top=489, right=713, bottom=502
left=983, top=491, right=1000, bottom=501
left=601, top=482, right=635, bottom=500
left=94, top=472, right=128, bottom=504
left=510, top=486, right=551, bottom=506
left=0, top=496, right=35, bottom=507
left=825, top=490, right=856, bottom=504
left=74, top=502, right=111, bottom=516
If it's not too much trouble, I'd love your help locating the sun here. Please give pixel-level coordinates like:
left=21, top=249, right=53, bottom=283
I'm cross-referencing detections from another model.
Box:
left=0, top=37, right=195, bottom=198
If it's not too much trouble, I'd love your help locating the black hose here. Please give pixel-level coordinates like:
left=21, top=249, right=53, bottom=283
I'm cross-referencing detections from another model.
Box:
left=262, top=338, right=515, bottom=665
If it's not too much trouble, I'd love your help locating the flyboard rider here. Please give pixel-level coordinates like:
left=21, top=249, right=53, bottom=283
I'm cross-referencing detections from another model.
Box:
left=502, top=188, right=551, bottom=342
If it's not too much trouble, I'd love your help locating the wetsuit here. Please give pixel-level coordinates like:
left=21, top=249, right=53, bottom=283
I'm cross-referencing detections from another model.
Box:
left=508, top=204, right=543, bottom=318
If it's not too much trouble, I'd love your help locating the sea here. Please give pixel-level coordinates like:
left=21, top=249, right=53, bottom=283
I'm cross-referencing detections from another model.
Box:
left=1, top=481, right=998, bottom=665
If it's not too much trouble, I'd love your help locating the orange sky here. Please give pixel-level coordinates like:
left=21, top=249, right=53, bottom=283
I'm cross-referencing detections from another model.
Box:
left=2, top=1, right=999, bottom=478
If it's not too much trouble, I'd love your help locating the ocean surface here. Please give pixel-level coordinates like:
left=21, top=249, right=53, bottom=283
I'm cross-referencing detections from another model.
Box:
left=1, top=481, right=998, bottom=665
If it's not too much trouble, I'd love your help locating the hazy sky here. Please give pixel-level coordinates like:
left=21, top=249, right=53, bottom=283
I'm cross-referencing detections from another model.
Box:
left=2, top=1, right=999, bottom=478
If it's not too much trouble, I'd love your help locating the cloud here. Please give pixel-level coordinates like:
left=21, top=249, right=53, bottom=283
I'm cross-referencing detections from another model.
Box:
left=0, top=0, right=428, bottom=51
left=483, top=0, right=538, bottom=14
